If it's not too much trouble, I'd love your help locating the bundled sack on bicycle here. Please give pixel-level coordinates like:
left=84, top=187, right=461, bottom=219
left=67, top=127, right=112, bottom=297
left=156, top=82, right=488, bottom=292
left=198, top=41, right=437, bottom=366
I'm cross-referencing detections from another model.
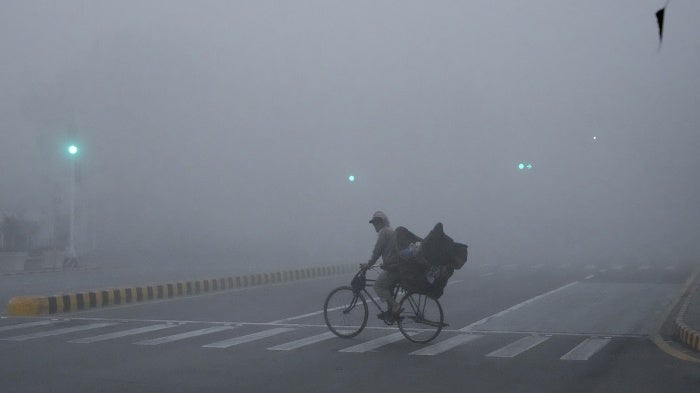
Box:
left=395, top=223, right=468, bottom=299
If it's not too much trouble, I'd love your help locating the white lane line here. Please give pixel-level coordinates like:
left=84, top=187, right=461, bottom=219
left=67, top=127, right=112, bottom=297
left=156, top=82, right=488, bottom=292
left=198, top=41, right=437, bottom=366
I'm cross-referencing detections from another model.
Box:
left=136, top=325, right=238, bottom=345
left=268, top=310, right=326, bottom=324
left=560, top=337, right=611, bottom=360
left=460, top=281, right=579, bottom=332
left=0, top=320, right=55, bottom=333
left=339, top=332, right=409, bottom=353
left=203, top=327, right=295, bottom=348
left=268, top=331, right=347, bottom=351
left=409, top=334, right=483, bottom=356
left=1, top=323, right=115, bottom=341
left=584, top=275, right=595, bottom=280
left=611, top=264, right=624, bottom=271
left=486, top=335, right=550, bottom=358
left=69, top=324, right=178, bottom=344
left=480, top=272, right=495, bottom=277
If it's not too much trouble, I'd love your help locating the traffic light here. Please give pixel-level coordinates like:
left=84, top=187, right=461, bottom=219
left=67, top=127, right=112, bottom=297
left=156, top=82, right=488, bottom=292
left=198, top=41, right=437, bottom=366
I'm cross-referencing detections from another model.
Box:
left=67, top=144, right=79, bottom=156
left=348, top=175, right=356, bottom=183
left=518, top=162, right=533, bottom=170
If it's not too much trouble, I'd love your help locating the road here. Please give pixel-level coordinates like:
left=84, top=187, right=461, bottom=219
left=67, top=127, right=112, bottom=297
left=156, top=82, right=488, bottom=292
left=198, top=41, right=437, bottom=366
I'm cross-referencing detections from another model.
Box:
left=1, top=260, right=698, bottom=393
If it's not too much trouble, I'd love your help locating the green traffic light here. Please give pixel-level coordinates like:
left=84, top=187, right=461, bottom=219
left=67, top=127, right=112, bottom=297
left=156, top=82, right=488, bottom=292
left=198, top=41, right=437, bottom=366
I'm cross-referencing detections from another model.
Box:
left=68, top=145, right=78, bottom=155
left=518, top=163, right=525, bottom=170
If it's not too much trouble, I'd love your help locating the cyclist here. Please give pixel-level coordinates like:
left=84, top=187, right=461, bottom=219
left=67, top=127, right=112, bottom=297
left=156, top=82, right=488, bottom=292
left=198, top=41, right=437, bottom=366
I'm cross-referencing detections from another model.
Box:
left=360, top=211, right=403, bottom=319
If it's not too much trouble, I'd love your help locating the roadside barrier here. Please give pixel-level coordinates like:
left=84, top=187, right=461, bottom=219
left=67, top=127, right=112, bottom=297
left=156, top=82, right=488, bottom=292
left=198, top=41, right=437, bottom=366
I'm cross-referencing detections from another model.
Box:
left=7, top=264, right=356, bottom=316
left=675, top=277, right=700, bottom=351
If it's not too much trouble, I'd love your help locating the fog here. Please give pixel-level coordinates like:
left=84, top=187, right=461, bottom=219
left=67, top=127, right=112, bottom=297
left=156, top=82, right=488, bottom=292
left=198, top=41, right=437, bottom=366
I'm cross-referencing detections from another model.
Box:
left=2, top=0, right=699, bottom=274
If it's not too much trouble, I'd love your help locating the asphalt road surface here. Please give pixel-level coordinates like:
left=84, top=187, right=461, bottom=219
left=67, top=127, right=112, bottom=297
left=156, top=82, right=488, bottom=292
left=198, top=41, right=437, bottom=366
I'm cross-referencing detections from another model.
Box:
left=1, top=260, right=698, bottom=393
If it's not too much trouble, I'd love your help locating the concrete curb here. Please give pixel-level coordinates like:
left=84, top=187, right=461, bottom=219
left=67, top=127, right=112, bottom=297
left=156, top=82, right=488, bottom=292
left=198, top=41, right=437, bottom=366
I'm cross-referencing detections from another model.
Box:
left=7, top=264, right=356, bottom=316
left=675, top=275, right=700, bottom=351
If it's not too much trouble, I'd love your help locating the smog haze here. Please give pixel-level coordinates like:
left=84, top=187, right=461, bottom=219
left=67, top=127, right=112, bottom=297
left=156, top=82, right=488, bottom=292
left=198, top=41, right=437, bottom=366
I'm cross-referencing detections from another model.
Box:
left=2, top=0, right=699, bottom=274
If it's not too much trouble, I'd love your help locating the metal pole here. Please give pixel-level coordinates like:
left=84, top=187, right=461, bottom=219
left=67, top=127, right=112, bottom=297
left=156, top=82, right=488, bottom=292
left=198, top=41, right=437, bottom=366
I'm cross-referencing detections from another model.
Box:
left=65, top=158, right=77, bottom=267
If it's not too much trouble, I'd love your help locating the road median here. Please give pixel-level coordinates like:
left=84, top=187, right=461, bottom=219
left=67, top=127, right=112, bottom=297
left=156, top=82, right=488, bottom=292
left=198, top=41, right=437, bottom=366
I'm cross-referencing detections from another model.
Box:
left=7, top=264, right=355, bottom=316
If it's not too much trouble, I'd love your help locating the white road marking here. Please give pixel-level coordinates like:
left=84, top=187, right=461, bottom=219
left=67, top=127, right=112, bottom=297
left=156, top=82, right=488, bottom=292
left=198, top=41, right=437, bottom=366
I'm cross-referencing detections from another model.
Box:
left=1, top=323, right=115, bottom=341
left=486, top=335, right=550, bottom=358
left=268, top=331, right=347, bottom=351
left=584, top=275, right=595, bottom=280
left=611, top=264, right=624, bottom=271
left=0, top=320, right=55, bottom=332
left=269, top=305, right=346, bottom=324
left=409, top=333, right=483, bottom=356
left=339, top=332, right=409, bottom=353
left=203, top=327, right=295, bottom=348
left=560, top=337, right=611, bottom=360
left=69, top=324, right=177, bottom=343
left=480, top=272, right=495, bottom=277
left=136, top=325, right=238, bottom=345
left=460, top=281, right=579, bottom=332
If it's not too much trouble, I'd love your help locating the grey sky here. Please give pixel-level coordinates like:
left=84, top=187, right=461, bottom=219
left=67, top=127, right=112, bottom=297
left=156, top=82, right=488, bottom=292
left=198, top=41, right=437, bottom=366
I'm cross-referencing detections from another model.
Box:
left=2, top=1, right=699, bottom=268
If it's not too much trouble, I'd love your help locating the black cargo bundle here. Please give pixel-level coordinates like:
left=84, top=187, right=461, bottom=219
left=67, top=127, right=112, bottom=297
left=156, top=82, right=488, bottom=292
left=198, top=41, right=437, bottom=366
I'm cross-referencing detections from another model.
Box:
left=395, top=223, right=468, bottom=299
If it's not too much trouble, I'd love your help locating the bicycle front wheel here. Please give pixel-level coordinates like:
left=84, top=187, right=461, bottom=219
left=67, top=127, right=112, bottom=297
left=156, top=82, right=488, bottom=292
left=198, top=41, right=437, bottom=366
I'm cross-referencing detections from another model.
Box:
left=397, top=292, right=444, bottom=343
left=323, top=286, right=368, bottom=338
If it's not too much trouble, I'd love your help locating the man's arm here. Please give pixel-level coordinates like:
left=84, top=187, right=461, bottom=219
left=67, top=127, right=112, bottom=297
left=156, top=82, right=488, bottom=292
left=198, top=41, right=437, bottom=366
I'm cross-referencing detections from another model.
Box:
left=365, top=228, right=391, bottom=268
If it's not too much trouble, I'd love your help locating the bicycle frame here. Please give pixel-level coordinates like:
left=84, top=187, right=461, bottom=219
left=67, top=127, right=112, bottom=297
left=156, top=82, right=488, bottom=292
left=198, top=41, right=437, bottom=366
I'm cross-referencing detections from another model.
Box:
left=326, top=267, right=446, bottom=342
left=355, top=276, right=402, bottom=315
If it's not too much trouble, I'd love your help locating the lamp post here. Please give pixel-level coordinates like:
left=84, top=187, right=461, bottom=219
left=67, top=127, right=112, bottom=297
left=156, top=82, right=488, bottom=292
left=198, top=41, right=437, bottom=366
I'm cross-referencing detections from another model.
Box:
left=65, top=144, right=79, bottom=267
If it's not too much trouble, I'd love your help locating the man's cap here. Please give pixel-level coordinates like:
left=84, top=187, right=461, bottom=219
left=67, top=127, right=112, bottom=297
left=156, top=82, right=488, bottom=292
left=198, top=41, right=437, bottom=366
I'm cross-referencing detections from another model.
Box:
left=369, top=211, right=389, bottom=224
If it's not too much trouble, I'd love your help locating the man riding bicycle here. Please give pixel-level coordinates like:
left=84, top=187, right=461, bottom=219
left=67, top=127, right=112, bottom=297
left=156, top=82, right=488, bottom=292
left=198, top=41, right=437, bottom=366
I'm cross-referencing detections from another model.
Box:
left=360, top=211, right=403, bottom=320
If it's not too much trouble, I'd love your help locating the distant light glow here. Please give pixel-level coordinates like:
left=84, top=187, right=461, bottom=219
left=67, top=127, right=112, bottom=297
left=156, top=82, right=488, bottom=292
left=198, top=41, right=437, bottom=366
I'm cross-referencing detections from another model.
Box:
left=593, top=136, right=598, bottom=140
left=518, top=163, right=525, bottom=170
left=348, top=175, right=355, bottom=182
left=68, top=145, right=78, bottom=155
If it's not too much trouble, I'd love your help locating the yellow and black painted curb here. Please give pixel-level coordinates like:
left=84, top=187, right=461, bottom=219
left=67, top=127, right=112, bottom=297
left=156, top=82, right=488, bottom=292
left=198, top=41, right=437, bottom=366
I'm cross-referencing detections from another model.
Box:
left=7, top=264, right=355, bottom=316
left=675, top=277, right=700, bottom=352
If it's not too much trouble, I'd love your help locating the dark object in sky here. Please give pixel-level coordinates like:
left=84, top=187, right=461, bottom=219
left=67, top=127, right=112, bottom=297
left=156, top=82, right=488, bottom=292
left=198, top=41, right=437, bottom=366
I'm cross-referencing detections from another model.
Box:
left=656, top=7, right=665, bottom=43
left=656, top=0, right=671, bottom=46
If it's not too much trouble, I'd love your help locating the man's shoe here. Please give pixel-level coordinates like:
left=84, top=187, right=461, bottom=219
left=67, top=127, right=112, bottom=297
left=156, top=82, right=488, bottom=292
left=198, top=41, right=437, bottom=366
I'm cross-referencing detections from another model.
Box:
left=377, top=311, right=391, bottom=320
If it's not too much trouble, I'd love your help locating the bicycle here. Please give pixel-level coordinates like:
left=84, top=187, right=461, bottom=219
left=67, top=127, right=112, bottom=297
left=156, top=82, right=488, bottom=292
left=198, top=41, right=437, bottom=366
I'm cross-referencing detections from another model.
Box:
left=323, top=266, right=446, bottom=344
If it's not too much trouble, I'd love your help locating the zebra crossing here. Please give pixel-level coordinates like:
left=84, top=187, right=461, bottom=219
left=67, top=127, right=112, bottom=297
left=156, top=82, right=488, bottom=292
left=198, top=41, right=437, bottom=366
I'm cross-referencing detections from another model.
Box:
left=0, top=318, right=620, bottom=361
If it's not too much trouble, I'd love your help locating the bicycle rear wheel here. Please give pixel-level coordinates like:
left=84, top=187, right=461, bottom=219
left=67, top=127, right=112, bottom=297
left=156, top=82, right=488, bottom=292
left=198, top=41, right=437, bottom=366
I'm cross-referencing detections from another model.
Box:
left=397, top=292, right=444, bottom=343
left=323, top=286, right=368, bottom=338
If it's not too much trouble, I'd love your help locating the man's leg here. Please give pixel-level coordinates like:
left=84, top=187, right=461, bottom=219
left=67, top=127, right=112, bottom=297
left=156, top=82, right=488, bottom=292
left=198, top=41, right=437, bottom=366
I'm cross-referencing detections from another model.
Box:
left=375, top=270, right=401, bottom=312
